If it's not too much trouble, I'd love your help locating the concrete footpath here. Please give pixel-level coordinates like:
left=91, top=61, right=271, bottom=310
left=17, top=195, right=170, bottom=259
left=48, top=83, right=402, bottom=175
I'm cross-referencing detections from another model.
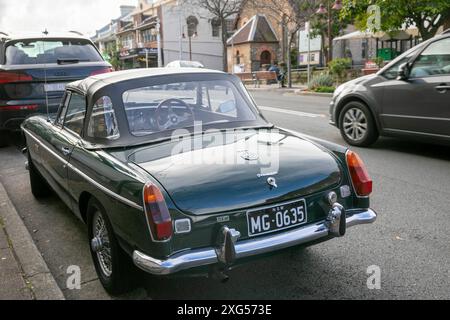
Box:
left=0, top=181, right=65, bottom=300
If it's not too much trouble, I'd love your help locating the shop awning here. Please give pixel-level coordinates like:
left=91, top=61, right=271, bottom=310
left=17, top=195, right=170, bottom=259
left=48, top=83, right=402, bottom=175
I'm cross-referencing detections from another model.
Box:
left=334, top=27, right=419, bottom=41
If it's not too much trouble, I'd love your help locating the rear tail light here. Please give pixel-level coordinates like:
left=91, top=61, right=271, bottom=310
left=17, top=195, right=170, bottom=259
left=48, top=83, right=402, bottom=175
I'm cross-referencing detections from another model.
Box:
left=90, top=67, right=114, bottom=76
left=346, top=150, right=373, bottom=197
left=143, top=182, right=173, bottom=241
left=0, top=104, right=38, bottom=111
left=0, top=72, right=32, bottom=84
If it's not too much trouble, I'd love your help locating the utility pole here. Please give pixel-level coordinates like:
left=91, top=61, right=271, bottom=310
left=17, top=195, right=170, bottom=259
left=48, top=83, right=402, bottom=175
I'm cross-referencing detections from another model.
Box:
left=157, top=19, right=162, bottom=67
left=178, top=4, right=183, bottom=60
left=317, top=1, right=342, bottom=65
left=231, top=35, right=235, bottom=74
left=306, top=22, right=311, bottom=88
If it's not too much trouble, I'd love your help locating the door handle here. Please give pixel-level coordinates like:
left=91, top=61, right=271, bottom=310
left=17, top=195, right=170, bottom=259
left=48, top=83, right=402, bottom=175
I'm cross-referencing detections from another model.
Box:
left=435, top=84, right=450, bottom=93
left=61, top=147, right=71, bottom=156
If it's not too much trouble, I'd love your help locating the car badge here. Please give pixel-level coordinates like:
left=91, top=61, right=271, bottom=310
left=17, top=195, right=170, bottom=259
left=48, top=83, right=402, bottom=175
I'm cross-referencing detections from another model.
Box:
left=267, top=177, right=278, bottom=189
left=240, top=151, right=259, bottom=161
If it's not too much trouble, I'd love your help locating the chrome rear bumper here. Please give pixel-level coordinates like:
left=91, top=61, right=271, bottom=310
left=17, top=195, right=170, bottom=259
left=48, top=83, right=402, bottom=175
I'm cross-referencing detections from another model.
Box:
left=133, top=209, right=377, bottom=276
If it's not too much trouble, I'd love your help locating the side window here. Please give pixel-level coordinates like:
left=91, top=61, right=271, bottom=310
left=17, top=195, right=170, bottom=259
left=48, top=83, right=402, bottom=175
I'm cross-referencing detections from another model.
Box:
left=87, top=96, right=120, bottom=140
left=411, top=38, right=450, bottom=78
left=56, top=92, right=70, bottom=127
left=207, top=85, right=237, bottom=117
left=64, top=93, right=86, bottom=136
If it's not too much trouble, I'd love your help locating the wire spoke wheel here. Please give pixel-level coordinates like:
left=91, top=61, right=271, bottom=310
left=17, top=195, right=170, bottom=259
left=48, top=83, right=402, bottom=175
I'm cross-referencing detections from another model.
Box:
left=92, top=210, right=113, bottom=277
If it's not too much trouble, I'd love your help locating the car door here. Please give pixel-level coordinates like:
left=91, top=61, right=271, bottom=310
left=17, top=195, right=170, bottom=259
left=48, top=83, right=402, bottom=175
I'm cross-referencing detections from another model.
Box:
left=380, top=37, right=450, bottom=138
left=41, top=91, right=86, bottom=208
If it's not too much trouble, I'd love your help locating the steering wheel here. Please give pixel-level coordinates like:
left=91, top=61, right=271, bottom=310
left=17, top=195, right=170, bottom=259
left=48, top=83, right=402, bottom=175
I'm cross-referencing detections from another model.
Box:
left=155, top=98, right=195, bottom=131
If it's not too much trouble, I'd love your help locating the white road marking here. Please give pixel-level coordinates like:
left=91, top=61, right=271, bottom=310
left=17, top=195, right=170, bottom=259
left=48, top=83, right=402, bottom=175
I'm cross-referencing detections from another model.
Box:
left=258, top=106, right=325, bottom=118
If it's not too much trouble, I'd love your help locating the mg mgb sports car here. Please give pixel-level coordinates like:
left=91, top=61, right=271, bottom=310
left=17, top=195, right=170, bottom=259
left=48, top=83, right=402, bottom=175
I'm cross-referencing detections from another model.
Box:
left=21, top=68, right=377, bottom=294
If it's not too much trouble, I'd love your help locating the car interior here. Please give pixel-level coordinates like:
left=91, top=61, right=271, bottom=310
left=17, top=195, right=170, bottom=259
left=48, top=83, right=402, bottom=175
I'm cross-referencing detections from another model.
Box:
left=5, top=39, right=102, bottom=65
left=122, top=81, right=257, bottom=136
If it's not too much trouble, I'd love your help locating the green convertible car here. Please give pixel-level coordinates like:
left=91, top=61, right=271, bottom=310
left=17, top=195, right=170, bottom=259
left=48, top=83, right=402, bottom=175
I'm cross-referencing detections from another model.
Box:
left=22, top=68, right=377, bottom=294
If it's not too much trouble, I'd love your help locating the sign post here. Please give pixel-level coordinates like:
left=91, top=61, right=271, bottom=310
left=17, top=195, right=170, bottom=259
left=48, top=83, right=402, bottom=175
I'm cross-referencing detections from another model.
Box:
left=306, top=22, right=311, bottom=88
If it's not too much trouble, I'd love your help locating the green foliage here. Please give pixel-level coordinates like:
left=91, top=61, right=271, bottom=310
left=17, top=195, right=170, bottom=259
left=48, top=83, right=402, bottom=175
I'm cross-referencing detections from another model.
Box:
left=340, top=0, right=450, bottom=40
left=372, top=56, right=385, bottom=68
left=313, top=86, right=336, bottom=93
left=310, top=74, right=334, bottom=89
left=328, top=58, right=352, bottom=81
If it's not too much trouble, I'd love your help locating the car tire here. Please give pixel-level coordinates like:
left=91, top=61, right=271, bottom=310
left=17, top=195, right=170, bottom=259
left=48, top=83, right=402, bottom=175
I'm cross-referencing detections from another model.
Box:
left=87, top=198, right=136, bottom=295
left=0, top=131, right=9, bottom=148
left=339, top=101, right=379, bottom=147
left=28, top=152, right=51, bottom=198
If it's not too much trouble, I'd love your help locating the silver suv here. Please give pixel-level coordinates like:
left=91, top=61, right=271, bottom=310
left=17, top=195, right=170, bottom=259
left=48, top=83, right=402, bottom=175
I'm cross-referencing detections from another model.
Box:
left=330, top=31, right=450, bottom=147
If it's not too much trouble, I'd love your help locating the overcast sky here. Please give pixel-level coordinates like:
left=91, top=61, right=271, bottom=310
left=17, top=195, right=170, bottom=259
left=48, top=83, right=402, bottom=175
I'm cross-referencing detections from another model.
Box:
left=0, top=0, right=137, bottom=37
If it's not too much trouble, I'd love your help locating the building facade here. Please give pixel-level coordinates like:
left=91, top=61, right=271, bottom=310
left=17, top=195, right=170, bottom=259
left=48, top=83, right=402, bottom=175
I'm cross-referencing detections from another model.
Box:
left=92, top=5, right=136, bottom=63
left=227, top=15, right=280, bottom=73
left=117, top=0, right=162, bottom=69
left=160, top=0, right=232, bottom=71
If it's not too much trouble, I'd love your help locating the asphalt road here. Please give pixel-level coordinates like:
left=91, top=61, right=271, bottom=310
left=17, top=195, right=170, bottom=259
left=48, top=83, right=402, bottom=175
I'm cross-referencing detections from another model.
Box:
left=1, top=90, right=450, bottom=300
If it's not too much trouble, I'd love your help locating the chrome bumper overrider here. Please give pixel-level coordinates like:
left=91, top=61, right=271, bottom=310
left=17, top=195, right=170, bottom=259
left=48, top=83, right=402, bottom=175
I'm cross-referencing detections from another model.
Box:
left=133, top=209, right=377, bottom=275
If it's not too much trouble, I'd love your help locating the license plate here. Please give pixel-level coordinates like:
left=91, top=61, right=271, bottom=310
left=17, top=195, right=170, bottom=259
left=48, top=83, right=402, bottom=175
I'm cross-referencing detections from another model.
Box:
left=247, top=199, right=308, bottom=237
left=44, top=83, right=66, bottom=92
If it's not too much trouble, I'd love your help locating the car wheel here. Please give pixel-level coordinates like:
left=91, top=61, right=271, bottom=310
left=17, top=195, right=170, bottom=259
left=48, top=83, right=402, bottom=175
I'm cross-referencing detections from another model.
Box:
left=339, top=101, right=379, bottom=147
left=28, top=152, right=51, bottom=198
left=87, top=198, right=135, bottom=295
left=0, top=131, right=9, bottom=148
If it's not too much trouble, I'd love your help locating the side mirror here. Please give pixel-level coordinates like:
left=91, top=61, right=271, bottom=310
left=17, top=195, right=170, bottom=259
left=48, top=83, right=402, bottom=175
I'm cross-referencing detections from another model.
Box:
left=397, top=62, right=411, bottom=81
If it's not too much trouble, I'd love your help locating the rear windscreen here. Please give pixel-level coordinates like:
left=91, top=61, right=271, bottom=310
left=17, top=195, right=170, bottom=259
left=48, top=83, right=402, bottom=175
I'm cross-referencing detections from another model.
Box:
left=4, top=39, right=103, bottom=65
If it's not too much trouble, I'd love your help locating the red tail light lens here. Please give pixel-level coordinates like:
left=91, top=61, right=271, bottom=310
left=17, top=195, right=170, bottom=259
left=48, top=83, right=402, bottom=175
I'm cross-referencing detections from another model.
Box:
left=90, top=67, right=113, bottom=76
left=143, top=183, right=173, bottom=241
left=0, top=72, right=32, bottom=84
left=0, top=104, right=38, bottom=111
left=346, top=151, right=373, bottom=197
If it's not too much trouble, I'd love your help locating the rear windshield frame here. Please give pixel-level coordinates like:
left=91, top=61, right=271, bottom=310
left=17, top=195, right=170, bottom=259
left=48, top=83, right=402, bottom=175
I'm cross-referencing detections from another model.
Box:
left=3, top=37, right=103, bottom=65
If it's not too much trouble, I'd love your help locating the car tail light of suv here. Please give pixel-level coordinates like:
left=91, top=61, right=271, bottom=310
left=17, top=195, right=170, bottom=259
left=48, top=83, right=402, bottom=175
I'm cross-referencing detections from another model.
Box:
left=143, top=182, right=173, bottom=241
left=346, top=150, right=373, bottom=197
left=90, top=67, right=114, bottom=76
left=0, top=71, right=32, bottom=84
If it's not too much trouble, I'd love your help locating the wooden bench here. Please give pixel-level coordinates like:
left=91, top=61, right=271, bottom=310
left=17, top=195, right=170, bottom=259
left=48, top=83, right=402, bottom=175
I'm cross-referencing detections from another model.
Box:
left=235, top=71, right=280, bottom=88
left=235, top=72, right=257, bottom=87
left=254, top=71, right=279, bottom=87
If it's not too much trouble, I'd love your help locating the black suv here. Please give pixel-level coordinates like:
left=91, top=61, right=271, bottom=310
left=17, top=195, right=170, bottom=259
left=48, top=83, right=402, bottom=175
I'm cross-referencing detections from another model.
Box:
left=330, top=30, right=450, bottom=147
left=0, top=32, right=112, bottom=146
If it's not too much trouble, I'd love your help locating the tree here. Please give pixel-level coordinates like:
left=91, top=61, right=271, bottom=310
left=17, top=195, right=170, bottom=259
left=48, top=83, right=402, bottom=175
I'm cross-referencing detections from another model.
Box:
left=310, top=4, right=350, bottom=65
left=181, top=0, right=248, bottom=71
left=341, top=0, right=450, bottom=40
left=249, top=0, right=320, bottom=88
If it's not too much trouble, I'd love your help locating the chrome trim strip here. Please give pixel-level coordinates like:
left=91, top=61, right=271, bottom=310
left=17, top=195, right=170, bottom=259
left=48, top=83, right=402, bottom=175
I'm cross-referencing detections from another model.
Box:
left=68, top=163, right=143, bottom=211
left=383, top=128, right=450, bottom=139
left=133, top=208, right=377, bottom=275
left=23, top=128, right=143, bottom=211
left=381, top=113, right=450, bottom=122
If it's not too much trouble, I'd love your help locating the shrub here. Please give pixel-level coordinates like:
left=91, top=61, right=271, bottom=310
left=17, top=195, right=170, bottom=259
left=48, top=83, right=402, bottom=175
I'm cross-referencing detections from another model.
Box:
left=328, top=58, right=352, bottom=83
left=314, top=86, right=336, bottom=93
left=309, top=74, right=334, bottom=89
left=373, top=57, right=385, bottom=68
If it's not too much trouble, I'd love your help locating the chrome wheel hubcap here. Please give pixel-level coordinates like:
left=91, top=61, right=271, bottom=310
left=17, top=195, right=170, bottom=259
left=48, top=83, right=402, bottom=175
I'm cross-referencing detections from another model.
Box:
left=343, top=108, right=368, bottom=141
left=92, top=211, right=112, bottom=277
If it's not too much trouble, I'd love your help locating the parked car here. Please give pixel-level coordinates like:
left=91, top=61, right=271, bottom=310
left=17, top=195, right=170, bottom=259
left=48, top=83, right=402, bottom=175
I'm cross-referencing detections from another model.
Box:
left=22, top=68, right=376, bottom=294
left=0, top=31, right=112, bottom=146
left=166, top=60, right=204, bottom=68
left=330, top=30, right=450, bottom=147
